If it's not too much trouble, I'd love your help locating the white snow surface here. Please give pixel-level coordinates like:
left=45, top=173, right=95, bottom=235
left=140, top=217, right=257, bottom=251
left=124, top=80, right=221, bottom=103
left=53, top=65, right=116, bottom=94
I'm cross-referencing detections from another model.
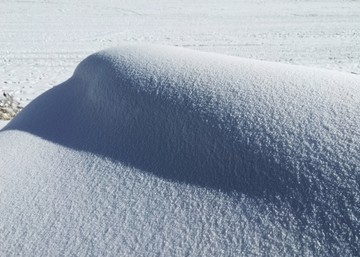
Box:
left=1, top=0, right=360, bottom=111
left=0, top=45, right=359, bottom=256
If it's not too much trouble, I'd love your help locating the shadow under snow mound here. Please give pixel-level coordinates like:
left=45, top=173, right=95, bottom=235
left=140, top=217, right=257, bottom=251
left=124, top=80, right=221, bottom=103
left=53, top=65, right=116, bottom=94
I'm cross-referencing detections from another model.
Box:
left=5, top=45, right=360, bottom=199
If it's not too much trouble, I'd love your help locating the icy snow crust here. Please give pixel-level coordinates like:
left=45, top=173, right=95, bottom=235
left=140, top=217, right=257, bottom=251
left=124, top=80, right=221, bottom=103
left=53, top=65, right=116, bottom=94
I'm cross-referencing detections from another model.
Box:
left=1, top=45, right=360, bottom=256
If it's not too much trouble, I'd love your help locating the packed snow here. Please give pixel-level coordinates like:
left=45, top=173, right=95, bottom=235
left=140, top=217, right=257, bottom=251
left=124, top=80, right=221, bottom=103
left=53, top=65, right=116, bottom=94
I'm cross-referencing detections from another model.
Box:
left=0, top=45, right=359, bottom=256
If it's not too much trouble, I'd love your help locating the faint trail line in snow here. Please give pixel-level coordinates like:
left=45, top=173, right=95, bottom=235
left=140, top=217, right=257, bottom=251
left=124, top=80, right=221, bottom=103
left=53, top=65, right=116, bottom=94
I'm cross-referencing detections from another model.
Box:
left=116, top=7, right=144, bottom=16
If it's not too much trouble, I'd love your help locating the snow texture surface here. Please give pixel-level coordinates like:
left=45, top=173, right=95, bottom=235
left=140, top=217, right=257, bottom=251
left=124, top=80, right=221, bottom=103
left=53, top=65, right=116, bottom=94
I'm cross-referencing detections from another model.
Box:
left=0, top=45, right=359, bottom=256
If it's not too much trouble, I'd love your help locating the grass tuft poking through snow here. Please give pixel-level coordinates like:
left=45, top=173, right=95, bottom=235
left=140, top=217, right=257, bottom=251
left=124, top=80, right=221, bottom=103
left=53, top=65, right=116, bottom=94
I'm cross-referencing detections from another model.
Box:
left=0, top=92, right=22, bottom=120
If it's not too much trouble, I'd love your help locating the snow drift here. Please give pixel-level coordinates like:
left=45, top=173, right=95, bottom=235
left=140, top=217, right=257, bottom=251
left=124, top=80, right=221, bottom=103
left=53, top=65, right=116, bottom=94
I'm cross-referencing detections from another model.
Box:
left=1, top=45, right=359, bottom=256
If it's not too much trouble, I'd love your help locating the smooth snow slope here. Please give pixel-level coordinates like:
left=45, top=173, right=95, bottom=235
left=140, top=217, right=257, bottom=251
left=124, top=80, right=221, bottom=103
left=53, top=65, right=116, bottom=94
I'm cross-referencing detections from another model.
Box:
left=1, top=45, right=359, bottom=256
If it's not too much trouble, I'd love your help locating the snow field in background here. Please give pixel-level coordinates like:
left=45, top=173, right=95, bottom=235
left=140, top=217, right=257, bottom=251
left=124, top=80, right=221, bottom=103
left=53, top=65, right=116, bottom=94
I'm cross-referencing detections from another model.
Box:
left=1, top=0, right=359, bottom=109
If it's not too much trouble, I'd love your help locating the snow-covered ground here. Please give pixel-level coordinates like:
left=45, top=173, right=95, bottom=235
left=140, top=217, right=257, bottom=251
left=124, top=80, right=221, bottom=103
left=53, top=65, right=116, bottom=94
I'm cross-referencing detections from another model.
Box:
left=1, top=0, right=360, bottom=256
left=0, top=120, right=8, bottom=129
left=1, top=0, right=359, bottom=110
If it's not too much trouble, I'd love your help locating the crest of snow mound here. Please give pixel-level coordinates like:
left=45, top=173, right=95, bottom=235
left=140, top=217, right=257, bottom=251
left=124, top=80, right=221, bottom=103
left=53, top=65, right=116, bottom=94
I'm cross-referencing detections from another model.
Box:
left=1, top=45, right=360, bottom=256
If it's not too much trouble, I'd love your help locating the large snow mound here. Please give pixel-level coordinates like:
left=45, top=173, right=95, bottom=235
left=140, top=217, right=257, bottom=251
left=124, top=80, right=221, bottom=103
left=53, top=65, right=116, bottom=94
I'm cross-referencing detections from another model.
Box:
left=1, top=45, right=359, bottom=256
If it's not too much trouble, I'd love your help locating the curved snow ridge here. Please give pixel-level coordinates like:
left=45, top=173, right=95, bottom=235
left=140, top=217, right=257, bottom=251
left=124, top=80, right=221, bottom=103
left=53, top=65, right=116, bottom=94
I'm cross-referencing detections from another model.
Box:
left=7, top=45, right=360, bottom=198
